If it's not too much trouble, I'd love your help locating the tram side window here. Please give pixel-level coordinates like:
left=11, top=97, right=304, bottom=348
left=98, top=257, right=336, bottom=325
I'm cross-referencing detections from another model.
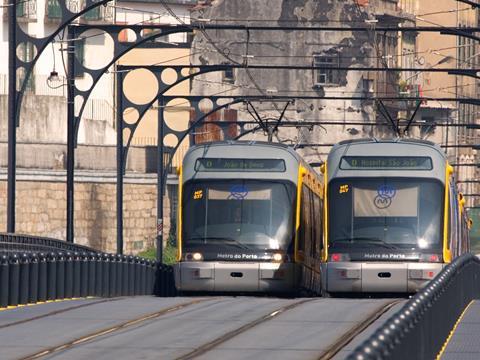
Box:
left=310, top=189, right=317, bottom=257
left=308, top=187, right=315, bottom=255
left=299, top=185, right=313, bottom=252
left=313, top=192, right=323, bottom=254
left=299, top=190, right=304, bottom=252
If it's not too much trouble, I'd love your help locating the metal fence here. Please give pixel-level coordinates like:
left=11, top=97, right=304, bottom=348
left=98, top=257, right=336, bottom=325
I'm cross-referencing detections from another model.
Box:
left=0, top=233, right=98, bottom=254
left=0, top=234, right=176, bottom=308
left=347, top=253, right=480, bottom=359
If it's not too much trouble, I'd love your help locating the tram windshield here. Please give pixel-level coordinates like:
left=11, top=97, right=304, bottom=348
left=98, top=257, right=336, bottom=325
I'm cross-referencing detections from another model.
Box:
left=329, top=178, right=444, bottom=250
left=182, top=180, right=296, bottom=251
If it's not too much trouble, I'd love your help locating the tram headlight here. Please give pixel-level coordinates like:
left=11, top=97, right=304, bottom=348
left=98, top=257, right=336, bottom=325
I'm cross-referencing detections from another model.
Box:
left=417, top=238, right=429, bottom=249
left=272, top=253, right=283, bottom=262
left=185, top=252, right=203, bottom=261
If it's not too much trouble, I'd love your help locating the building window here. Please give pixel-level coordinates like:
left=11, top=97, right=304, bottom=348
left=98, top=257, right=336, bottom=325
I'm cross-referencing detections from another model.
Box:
left=16, top=0, right=36, bottom=20
left=16, top=43, right=35, bottom=92
left=17, top=1, right=25, bottom=17
left=74, top=38, right=86, bottom=78
left=46, top=0, right=61, bottom=20
left=313, top=54, right=339, bottom=86
left=222, top=63, right=235, bottom=83
left=420, top=116, right=435, bottom=138
left=83, top=5, right=102, bottom=21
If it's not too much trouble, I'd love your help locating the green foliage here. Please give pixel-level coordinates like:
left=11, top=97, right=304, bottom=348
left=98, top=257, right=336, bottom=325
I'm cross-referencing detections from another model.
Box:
left=137, top=235, right=178, bottom=265
left=163, top=244, right=178, bottom=265
left=137, top=247, right=156, bottom=260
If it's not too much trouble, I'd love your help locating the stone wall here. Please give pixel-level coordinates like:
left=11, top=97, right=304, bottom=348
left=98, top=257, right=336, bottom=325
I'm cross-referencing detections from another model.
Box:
left=0, top=172, right=173, bottom=254
left=0, top=142, right=167, bottom=173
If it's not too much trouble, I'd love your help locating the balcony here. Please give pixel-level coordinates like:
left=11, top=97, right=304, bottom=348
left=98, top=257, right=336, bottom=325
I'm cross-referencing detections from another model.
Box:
left=45, top=0, right=114, bottom=23
left=5, top=0, right=37, bottom=22
left=80, top=2, right=114, bottom=23
left=369, top=0, right=416, bottom=24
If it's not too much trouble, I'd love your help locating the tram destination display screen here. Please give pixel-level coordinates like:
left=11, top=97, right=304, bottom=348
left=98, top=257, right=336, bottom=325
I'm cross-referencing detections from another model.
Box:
left=195, top=158, right=286, bottom=172
left=340, top=156, right=433, bottom=170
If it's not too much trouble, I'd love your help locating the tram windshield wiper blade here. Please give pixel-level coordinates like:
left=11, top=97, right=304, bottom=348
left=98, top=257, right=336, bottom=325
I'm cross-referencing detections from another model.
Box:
left=333, top=237, right=400, bottom=250
left=189, top=237, right=252, bottom=250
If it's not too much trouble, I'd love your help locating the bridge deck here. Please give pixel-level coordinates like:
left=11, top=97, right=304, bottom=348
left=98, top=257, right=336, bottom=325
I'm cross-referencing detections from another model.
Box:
left=440, top=300, right=480, bottom=359
left=0, top=296, right=402, bottom=360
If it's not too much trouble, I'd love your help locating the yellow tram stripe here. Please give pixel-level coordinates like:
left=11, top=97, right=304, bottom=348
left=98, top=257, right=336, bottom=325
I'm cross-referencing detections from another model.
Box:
left=443, top=164, right=454, bottom=263
left=177, top=166, right=183, bottom=262
left=323, top=162, right=329, bottom=262
left=294, top=165, right=306, bottom=263
left=436, top=300, right=474, bottom=359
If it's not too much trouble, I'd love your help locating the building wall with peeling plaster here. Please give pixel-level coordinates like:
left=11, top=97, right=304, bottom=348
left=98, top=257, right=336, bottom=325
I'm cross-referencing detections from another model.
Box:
left=189, top=0, right=451, bottom=162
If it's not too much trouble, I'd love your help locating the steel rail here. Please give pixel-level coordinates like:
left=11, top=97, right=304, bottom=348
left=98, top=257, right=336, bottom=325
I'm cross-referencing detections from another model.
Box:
left=175, top=298, right=314, bottom=360
left=318, top=299, right=404, bottom=360
left=19, top=297, right=216, bottom=360
left=0, top=298, right=121, bottom=330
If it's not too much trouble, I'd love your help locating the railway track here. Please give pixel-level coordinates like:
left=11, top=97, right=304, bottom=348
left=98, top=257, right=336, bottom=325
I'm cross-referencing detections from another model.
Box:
left=0, top=298, right=121, bottom=330
left=318, top=299, right=402, bottom=360
left=175, top=298, right=314, bottom=360
left=176, top=298, right=401, bottom=360
left=19, top=297, right=216, bottom=360
left=12, top=297, right=402, bottom=360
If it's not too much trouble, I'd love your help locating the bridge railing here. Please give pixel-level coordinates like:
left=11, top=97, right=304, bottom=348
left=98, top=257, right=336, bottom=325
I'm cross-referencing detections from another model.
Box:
left=0, top=233, right=98, bottom=254
left=0, top=234, right=177, bottom=308
left=348, top=253, right=480, bottom=360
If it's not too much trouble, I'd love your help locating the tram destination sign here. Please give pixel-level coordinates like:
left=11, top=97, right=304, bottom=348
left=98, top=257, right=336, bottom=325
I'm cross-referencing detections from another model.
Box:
left=340, top=156, right=433, bottom=170
left=196, top=158, right=286, bottom=172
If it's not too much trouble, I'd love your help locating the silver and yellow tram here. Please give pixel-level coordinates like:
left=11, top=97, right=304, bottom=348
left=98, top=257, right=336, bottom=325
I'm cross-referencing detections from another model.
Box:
left=174, top=141, right=324, bottom=294
left=322, top=138, right=470, bottom=294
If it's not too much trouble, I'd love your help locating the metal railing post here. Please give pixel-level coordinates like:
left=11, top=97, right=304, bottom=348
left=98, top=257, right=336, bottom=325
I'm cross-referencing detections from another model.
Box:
left=7, top=0, right=17, bottom=233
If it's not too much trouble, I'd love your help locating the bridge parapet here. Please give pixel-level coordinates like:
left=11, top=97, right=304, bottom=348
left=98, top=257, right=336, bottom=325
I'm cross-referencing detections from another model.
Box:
left=348, top=253, right=480, bottom=359
left=0, top=234, right=176, bottom=308
left=0, top=233, right=97, bottom=254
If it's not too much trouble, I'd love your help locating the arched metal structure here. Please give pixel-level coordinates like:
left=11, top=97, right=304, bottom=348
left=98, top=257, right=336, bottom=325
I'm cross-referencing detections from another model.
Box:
left=115, top=62, right=480, bottom=260
left=7, top=9, right=480, bottom=254
left=8, top=0, right=115, bottom=234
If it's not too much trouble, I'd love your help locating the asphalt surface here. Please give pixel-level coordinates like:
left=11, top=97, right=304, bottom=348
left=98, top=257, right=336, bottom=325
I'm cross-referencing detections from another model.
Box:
left=441, top=300, right=480, bottom=360
left=0, top=296, right=405, bottom=360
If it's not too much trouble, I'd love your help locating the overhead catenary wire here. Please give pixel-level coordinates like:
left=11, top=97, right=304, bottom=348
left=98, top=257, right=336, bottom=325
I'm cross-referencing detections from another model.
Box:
left=98, top=0, right=476, bottom=24
left=54, top=4, right=480, bottom=127
left=157, top=0, right=298, bottom=129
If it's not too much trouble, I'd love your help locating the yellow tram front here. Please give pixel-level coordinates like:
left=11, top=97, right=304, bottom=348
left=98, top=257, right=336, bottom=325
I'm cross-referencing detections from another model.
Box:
left=322, top=139, right=470, bottom=294
left=174, top=142, right=311, bottom=293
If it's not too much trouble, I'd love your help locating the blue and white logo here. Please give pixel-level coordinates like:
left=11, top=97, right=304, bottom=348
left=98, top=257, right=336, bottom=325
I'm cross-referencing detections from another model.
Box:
left=374, top=184, right=396, bottom=209
left=228, top=185, right=249, bottom=200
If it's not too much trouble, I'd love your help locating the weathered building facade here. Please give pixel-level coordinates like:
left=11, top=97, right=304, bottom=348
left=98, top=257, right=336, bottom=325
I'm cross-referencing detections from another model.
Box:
left=0, top=0, right=195, bottom=251
left=190, top=0, right=418, bottom=162
left=415, top=0, right=479, bottom=206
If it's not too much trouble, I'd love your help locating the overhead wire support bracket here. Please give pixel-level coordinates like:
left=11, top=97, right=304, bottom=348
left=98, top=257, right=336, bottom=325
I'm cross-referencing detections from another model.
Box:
left=378, top=100, right=400, bottom=136
left=272, top=101, right=291, bottom=135
left=246, top=101, right=268, bottom=133
left=404, top=101, right=422, bottom=136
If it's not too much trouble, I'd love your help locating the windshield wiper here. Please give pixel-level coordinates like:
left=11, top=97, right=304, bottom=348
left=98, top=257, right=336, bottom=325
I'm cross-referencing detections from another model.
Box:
left=333, top=237, right=400, bottom=250
left=188, top=237, right=251, bottom=250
